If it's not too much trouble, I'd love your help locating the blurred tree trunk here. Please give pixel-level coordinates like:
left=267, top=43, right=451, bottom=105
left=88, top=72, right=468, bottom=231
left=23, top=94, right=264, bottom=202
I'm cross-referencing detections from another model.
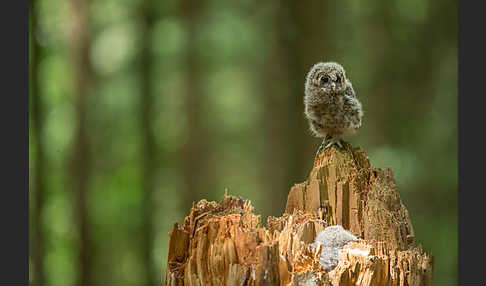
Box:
left=260, top=0, right=335, bottom=217
left=69, top=0, right=93, bottom=285
left=139, top=0, right=157, bottom=285
left=179, top=0, right=207, bottom=212
left=284, top=0, right=336, bottom=180
left=369, top=2, right=400, bottom=144
left=29, top=0, right=46, bottom=285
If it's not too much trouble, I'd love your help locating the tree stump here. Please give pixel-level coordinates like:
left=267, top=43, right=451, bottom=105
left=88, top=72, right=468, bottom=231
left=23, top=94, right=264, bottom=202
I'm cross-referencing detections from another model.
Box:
left=165, top=143, right=433, bottom=286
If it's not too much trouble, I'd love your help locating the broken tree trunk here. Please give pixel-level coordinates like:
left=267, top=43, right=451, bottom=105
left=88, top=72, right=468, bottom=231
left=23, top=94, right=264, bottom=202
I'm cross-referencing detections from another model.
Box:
left=165, top=142, right=433, bottom=286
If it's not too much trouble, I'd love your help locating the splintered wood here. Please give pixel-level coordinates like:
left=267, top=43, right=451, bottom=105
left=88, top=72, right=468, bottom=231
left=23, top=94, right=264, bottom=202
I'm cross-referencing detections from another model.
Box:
left=165, top=143, right=433, bottom=286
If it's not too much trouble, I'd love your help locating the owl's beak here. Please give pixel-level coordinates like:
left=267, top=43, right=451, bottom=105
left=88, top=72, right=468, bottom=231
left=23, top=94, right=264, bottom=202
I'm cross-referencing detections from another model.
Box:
left=330, top=82, right=336, bottom=90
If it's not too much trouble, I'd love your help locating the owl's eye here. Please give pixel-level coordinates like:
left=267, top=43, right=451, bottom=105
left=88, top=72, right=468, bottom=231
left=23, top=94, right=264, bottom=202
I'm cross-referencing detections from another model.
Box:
left=336, top=75, right=341, bottom=82
left=320, top=76, right=329, bottom=85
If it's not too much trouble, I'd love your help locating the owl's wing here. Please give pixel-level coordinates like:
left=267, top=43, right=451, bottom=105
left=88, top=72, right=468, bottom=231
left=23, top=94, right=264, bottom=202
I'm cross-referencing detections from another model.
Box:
left=344, top=79, right=356, bottom=98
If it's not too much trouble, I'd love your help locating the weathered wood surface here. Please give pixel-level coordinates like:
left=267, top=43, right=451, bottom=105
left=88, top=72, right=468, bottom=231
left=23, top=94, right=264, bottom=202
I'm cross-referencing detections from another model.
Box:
left=165, top=143, right=433, bottom=286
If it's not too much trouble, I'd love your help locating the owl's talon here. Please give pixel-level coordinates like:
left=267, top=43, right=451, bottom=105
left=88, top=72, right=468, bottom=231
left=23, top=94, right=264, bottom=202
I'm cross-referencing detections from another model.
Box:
left=323, top=136, right=343, bottom=150
left=324, top=141, right=334, bottom=150
left=335, top=139, right=343, bottom=149
left=316, top=136, right=343, bottom=156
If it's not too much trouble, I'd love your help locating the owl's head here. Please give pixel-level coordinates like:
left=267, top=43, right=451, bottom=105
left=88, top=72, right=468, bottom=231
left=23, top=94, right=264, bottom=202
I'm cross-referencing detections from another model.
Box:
left=305, top=62, right=347, bottom=94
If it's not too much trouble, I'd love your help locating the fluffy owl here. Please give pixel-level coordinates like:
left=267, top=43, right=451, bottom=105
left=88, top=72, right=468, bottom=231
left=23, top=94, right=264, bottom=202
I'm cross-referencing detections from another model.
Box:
left=311, top=225, right=358, bottom=272
left=304, top=62, right=363, bottom=153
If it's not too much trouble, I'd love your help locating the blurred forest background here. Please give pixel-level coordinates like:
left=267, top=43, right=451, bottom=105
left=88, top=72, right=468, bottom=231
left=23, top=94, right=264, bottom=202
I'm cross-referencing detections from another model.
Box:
left=29, top=0, right=457, bottom=285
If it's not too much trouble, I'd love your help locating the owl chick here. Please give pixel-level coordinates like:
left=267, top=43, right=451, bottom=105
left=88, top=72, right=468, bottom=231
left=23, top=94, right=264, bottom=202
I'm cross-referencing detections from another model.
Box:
left=311, top=225, right=358, bottom=272
left=304, top=62, right=363, bottom=153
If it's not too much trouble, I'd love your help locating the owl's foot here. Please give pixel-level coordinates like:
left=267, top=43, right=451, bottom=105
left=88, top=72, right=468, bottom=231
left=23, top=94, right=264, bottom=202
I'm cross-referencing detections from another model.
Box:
left=317, top=135, right=343, bottom=154
left=324, top=137, right=343, bottom=149
left=316, top=136, right=344, bottom=156
left=324, top=136, right=343, bottom=149
left=316, top=136, right=331, bottom=155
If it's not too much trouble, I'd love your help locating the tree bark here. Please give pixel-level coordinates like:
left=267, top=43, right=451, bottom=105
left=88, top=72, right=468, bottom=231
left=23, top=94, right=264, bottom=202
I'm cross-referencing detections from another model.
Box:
left=165, top=143, right=433, bottom=285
